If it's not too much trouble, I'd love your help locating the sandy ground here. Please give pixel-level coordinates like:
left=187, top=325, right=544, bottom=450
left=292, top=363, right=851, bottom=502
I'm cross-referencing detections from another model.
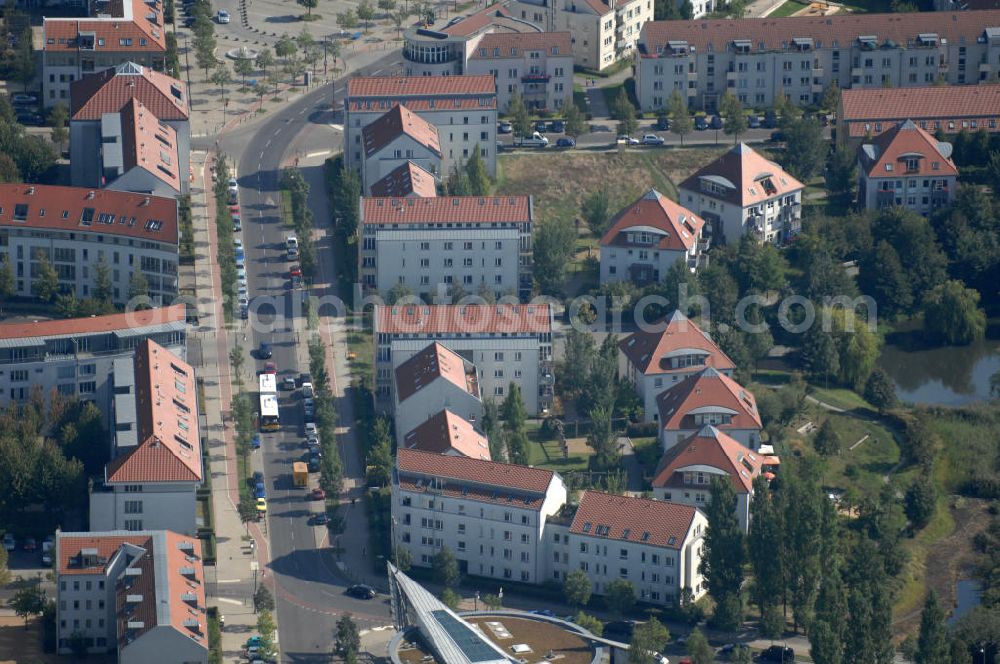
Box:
left=0, top=615, right=57, bottom=664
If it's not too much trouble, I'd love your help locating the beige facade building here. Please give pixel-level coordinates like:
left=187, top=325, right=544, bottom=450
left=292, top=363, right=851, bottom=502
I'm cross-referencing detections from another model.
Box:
left=465, top=32, right=574, bottom=112
left=657, top=367, right=763, bottom=450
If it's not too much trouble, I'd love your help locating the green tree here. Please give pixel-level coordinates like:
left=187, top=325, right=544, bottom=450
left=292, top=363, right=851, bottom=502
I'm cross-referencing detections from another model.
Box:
left=257, top=609, right=276, bottom=652
left=0, top=255, right=15, bottom=302
left=781, top=460, right=824, bottom=632
left=0, top=94, right=15, bottom=124
left=587, top=405, right=617, bottom=470
left=614, top=89, right=638, bottom=138
left=700, top=476, right=745, bottom=630
left=92, top=254, right=113, bottom=307
left=631, top=617, right=670, bottom=664
left=256, top=48, right=274, bottom=82
left=33, top=252, right=60, bottom=303
left=814, top=419, right=842, bottom=457
left=748, top=477, right=783, bottom=616
left=904, top=476, right=937, bottom=530
left=254, top=586, right=275, bottom=613
left=820, top=81, right=841, bottom=112
left=366, top=418, right=393, bottom=487
left=239, top=495, right=259, bottom=535
left=564, top=101, right=586, bottom=138
left=863, top=368, right=898, bottom=413
left=915, top=591, right=950, bottom=664
left=827, top=307, right=880, bottom=390
left=481, top=400, right=506, bottom=461
left=562, top=569, right=593, bottom=608
left=502, top=383, right=527, bottom=433
left=574, top=612, right=603, bottom=636
left=801, top=329, right=839, bottom=386
left=377, top=0, right=396, bottom=12
left=809, top=572, right=846, bottom=664
left=234, top=57, right=255, bottom=89
left=128, top=271, right=150, bottom=303
left=0, top=154, right=19, bottom=183
left=668, top=88, right=693, bottom=146
left=687, top=627, right=713, bottom=664
left=336, top=8, right=359, bottom=28
left=509, top=91, right=532, bottom=138
left=11, top=27, right=36, bottom=92
left=582, top=185, right=613, bottom=236
left=783, top=116, right=827, bottom=180
left=988, top=150, right=1000, bottom=196
left=431, top=546, right=460, bottom=589
left=441, top=588, right=461, bottom=610
left=48, top=103, right=69, bottom=153
left=10, top=584, right=45, bottom=628
left=336, top=613, right=361, bottom=658
left=465, top=148, right=491, bottom=195
left=827, top=143, right=856, bottom=197
left=922, top=280, right=987, bottom=346
left=533, top=217, right=576, bottom=295
left=275, top=33, right=297, bottom=62
left=560, top=329, right=595, bottom=403
left=858, top=241, right=913, bottom=318
left=356, top=0, right=375, bottom=31
left=719, top=91, right=746, bottom=143
left=604, top=578, right=636, bottom=616
left=193, top=26, right=218, bottom=81
left=300, top=0, right=319, bottom=16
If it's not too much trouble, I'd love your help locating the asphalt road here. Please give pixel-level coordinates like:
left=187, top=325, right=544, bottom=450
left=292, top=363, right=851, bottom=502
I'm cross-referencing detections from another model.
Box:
left=203, top=56, right=398, bottom=662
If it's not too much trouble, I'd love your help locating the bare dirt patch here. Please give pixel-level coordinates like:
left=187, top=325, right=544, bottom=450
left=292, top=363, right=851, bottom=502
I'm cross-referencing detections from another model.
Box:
left=0, top=615, right=57, bottom=664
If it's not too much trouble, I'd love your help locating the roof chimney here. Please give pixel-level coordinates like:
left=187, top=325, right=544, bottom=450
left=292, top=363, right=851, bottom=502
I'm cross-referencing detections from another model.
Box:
left=142, top=196, right=151, bottom=207
left=87, top=190, right=96, bottom=199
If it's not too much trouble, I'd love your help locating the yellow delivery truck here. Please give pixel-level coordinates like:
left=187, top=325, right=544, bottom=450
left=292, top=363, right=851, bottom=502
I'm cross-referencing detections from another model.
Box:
left=293, top=461, right=308, bottom=487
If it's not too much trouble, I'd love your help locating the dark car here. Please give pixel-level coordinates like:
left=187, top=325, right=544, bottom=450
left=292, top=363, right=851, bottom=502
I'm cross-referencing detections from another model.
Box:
left=258, top=341, right=272, bottom=359
left=530, top=609, right=555, bottom=617
left=534, top=120, right=547, bottom=133
left=549, top=120, right=565, bottom=133
left=654, top=116, right=671, bottom=131
left=346, top=584, right=376, bottom=599
left=709, top=115, right=724, bottom=130
left=762, top=110, right=778, bottom=128
left=759, top=646, right=795, bottom=663
left=253, top=471, right=264, bottom=484
left=310, top=513, right=331, bottom=526
left=694, top=115, right=708, bottom=130
left=603, top=620, right=636, bottom=641
left=16, top=112, right=43, bottom=126
left=769, top=130, right=786, bottom=143
left=747, top=114, right=761, bottom=128
left=555, top=137, right=575, bottom=148
left=254, top=482, right=266, bottom=499
left=183, top=16, right=196, bottom=26
left=308, top=457, right=321, bottom=472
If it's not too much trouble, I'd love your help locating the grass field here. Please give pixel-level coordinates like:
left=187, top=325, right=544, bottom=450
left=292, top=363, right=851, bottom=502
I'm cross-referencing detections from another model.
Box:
left=768, top=0, right=808, bottom=15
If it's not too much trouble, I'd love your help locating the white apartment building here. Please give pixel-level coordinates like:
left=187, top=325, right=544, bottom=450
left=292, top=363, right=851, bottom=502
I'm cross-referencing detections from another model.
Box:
left=509, top=0, right=653, bottom=71
left=373, top=304, right=554, bottom=415
left=545, top=491, right=708, bottom=605
left=401, top=408, right=492, bottom=460
left=393, top=342, right=484, bottom=446
left=656, top=366, right=763, bottom=450
left=393, top=448, right=568, bottom=582
left=90, top=339, right=202, bottom=535
left=0, top=184, right=179, bottom=304
left=0, top=305, right=187, bottom=416
left=599, top=189, right=707, bottom=286
left=619, top=310, right=735, bottom=422
left=857, top=119, right=958, bottom=215
left=678, top=144, right=804, bottom=245
left=635, top=11, right=1000, bottom=114
left=55, top=530, right=207, bottom=660
left=42, top=0, right=167, bottom=107
left=361, top=104, right=442, bottom=195
left=344, top=76, right=498, bottom=180
left=465, top=32, right=574, bottom=112
left=359, top=195, right=533, bottom=301
left=651, top=425, right=763, bottom=532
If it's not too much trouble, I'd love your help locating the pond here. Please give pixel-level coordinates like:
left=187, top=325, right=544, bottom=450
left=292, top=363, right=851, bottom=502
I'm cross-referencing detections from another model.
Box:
left=949, top=579, right=983, bottom=625
left=877, top=337, right=1000, bottom=406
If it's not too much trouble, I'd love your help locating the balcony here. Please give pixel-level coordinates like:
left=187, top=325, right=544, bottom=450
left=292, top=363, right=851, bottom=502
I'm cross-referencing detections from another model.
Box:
left=811, top=66, right=824, bottom=77
left=521, top=72, right=550, bottom=83
left=726, top=69, right=738, bottom=81
left=402, top=48, right=459, bottom=65
left=811, top=82, right=824, bottom=93
left=851, top=67, right=863, bottom=78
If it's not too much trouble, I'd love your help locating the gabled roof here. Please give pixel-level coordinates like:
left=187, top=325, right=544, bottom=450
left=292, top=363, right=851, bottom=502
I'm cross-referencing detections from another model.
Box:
left=398, top=448, right=554, bottom=494
left=369, top=161, right=438, bottom=198
left=569, top=491, right=697, bottom=549
left=118, top=97, right=181, bottom=192
left=0, top=304, right=185, bottom=341
left=58, top=533, right=150, bottom=575
left=678, top=143, right=804, bottom=208
left=859, top=119, right=958, bottom=178
left=374, top=304, right=552, bottom=336
left=469, top=31, right=573, bottom=59
left=403, top=409, right=491, bottom=460
left=600, top=189, right=704, bottom=252
left=438, top=3, right=510, bottom=36
left=347, top=75, right=496, bottom=98
left=395, top=342, right=480, bottom=403
left=652, top=425, right=762, bottom=493
left=71, top=62, right=188, bottom=121
left=361, top=195, right=530, bottom=225
left=106, top=339, right=202, bottom=484
left=619, top=310, right=735, bottom=376
left=43, top=0, right=167, bottom=53
left=363, top=104, right=442, bottom=159
left=839, top=84, right=1000, bottom=135
left=656, top=367, right=762, bottom=432
left=0, top=184, right=178, bottom=242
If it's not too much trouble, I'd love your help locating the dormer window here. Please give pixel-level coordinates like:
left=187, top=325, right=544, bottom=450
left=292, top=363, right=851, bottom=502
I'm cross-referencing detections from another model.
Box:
left=905, top=157, right=919, bottom=172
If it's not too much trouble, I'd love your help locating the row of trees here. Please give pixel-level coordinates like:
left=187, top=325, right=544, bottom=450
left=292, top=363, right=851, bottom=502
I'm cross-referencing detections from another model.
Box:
left=280, top=168, right=318, bottom=277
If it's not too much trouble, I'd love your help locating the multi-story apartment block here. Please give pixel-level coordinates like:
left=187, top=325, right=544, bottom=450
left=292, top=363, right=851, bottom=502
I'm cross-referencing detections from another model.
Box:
left=401, top=3, right=525, bottom=77
left=465, top=32, right=574, bottom=112
left=55, top=530, right=207, bottom=661
left=651, top=425, right=763, bottom=532
left=401, top=408, right=492, bottom=460
left=370, top=161, right=438, bottom=198
left=0, top=305, right=187, bottom=415
left=361, top=104, right=442, bottom=195
left=678, top=143, right=804, bottom=245
left=599, top=189, right=707, bottom=286
left=373, top=304, right=554, bottom=414
left=344, top=76, right=498, bottom=180
left=70, top=61, right=190, bottom=195
left=619, top=311, right=735, bottom=422
left=393, top=448, right=568, bottom=582
left=393, top=342, right=484, bottom=445
left=858, top=119, right=958, bottom=215
left=42, top=0, right=167, bottom=107
left=360, top=195, right=533, bottom=301
left=634, top=11, right=1000, bottom=114
left=545, top=491, right=708, bottom=604
left=656, top=367, right=763, bottom=450
left=509, top=0, right=654, bottom=71
left=94, top=97, right=182, bottom=198
left=90, top=339, right=202, bottom=535
left=0, top=184, right=179, bottom=304
left=838, top=83, right=1000, bottom=147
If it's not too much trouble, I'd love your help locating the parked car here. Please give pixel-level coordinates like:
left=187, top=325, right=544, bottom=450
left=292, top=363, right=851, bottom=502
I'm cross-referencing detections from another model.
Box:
left=282, top=376, right=297, bottom=390
left=762, top=110, right=778, bottom=128
left=709, top=115, right=724, bottom=130
left=289, top=267, right=302, bottom=288
left=41, top=537, right=54, bottom=566
left=603, top=620, right=636, bottom=641
left=23, top=537, right=36, bottom=552
left=11, top=94, right=37, bottom=105
left=263, top=361, right=276, bottom=374
left=258, top=341, right=272, bottom=359
left=232, top=215, right=242, bottom=231
left=183, top=15, right=196, bottom=27
left=694, top=115, right=708, bottom=130
left=498, top=121, right=513, bottom=134
left=310, top=513, right=330, bottom=526
left=769, top=130, right=786, bottom=143
left=227, top=189, right=238, bottom=205
left=517, top=131, right=549, bottom=147
left=758, top=646, right=795, bottom=663
left=245, top=636, right=264, bottom=649
left=617, top=135, right=640, bottom=146
left=256, top=497, right=267, bottom=513
left=747, top=114, right=761, bottom=128
left=16, top=112, right=43, bottom=126
left=654, top=116, right=671, bottom=131
left=304, top=423, right=318, bottom=437
left=529, top=609, right=555, bottom=617
left=228, top=177, right=238, bottom=189
left=555, top=137, right=575, bottom=148
left=642, top=133, right=665, bottom=146
left=533, top=120, right=547, bottom=133
left=253, top=471, right=264, bottom=484
left=237, top=267, right=247, bottom=284
left=346, top=584, right=376, bottom=599
left=251, top=435, right=261, bottom=450
left=549, top=120, right=564, bottom=133
left=254, top=482, right=266, bottom=499
left=216, top=9, right=230, bottom=22
left=311, top=487, right=326, bottom=500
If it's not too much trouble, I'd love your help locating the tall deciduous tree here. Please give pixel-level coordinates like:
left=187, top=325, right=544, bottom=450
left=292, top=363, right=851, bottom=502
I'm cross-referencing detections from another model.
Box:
left=563, top=101, right=586, bottom=138
left=533, top=217, right=575, bottom=295
left=904, top=476, right=937, bottom=530
left=336, top=613, right=361, bottom=658
left=915, top=591, right=950, bottom=664
left=720, top=91, right=747, bottom=142
left=922, top=280, right=987, bottom=346
left=748, top=477, right=783, bottom=616
left=431, top=546, right=460, bottom=588
left=700, top=476, right=745, bottom=630
left=614, top=89, right=638, bottom=138
left=863, top=368, right=898, bottom=413
left=783, top=116, right=826, bottom=181
left=668, top=88, right=693, bottom=145
left=509, top=91, right=532, bottom=138
left=604, top=579, right=636, bottom=616
left=858, top=241, right=913, bottom=318
left=687, top=627, right=714, bottom=664
left=563, top=569, right=593, bottom=608
left=464, top=147, right=490, bottom=195
left=33, top=252, right=60, bottom=302
left=581, top=185, right=613, bottom=236
left=48, top=103, right=69, bottom=153
left=560, top=329, right=596, bottom=402
left=356, top=0, right=375, bottom=31
left=813, top=419, right=842, bottom=457
left=631, top=617, right=670, bottom=664
left=0, top=255, right=15, bottom=302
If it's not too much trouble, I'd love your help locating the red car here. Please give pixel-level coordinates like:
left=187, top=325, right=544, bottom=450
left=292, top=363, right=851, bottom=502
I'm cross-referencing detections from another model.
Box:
left=311, top=487, right=326, bottom=501
left=229, top=204, right=239, bottom=215
left=264, top=361, right=276, bottom=374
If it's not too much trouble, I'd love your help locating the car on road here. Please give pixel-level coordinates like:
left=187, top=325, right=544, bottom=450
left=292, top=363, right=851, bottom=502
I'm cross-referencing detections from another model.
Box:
left=310, top=513, right=330, bottom=526
left=642, top=133, right=665, bottom=146
left=304, top=434, right=320, bottom=447
left=251, top=434, right=261, bottom=450
left=238, top=295, right=249, bottom=310
left=254, top=482, right=266, bottom=499
left=227, top=189, right=238, bottom=205
left=311, top=487, right=326, bottom=500
left=253, top=471, right=264, bottom=484
left=234, top=237, right=243, bottom=250
left=307, top=457, right=321, bottom=472
left=534, top=120, right=547, bottom=133
left=23, top=537, right=36, bottom=552
left=758, top=646, right=795, bottom=663
left=304, top=423, right=318, bottom=437
left=529, top=609, right=555, bottom=617
left=237, top=267, right=247, bottom=283
left=282, top=376, right=297, bottom=390
left=346, top=584, right=376, bottom=599
left=232, top=214, right=242, bottom=231
left=654, top=116, right=671, bottom=131
left=256, top=497, right=267, bottom=513
left=237, top=284, right=248, bottom=299
left=747, top=114, right=761, bottom=128
left=263, top=361, right=276, bottom=374
left=549, top=120, right=564, bottom=133
left=617, top=135, right=640, bottom=146
left=709, top=115, right=724, bottom=130
left=289, top=267, right=302, bottom=288
left=258, top=341, right=272, bottom=359
left=555, top=137, right=575, bottom=148
left=694, top=115, right=708, bottom=130
left=517, top=131, right=549, bottom=148
left=12, top=94, right=37, bottom=105
left=498, top=121, right=512, bottom=134
left=216, top=9, right=230, bottom=22
left=228, top=177, right=238, bottom=189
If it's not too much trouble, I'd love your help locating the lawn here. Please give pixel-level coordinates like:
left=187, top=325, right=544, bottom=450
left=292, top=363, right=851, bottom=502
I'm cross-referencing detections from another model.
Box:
left=809, top=386, right=876, bottom=412
left=768, top=0, right=808, bottom=15
left=525, top=422, right=593, bottom=471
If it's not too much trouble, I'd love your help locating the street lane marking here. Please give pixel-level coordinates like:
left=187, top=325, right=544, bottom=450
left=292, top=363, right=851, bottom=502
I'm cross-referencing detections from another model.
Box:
left=305, top=150, right=331, bottom=158
left=217, top=579, right=243, bottom=583
left=218, top=597, right=244, bottom=605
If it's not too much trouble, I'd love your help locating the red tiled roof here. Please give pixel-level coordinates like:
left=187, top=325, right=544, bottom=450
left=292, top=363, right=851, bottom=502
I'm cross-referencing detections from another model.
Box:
left=363, top=104, right=442, bottom=159
left=402, top=409, right=491, bottom=460
left=119, top=97, right=181, bottom=192
left=652, top=425, right=762, bottom=492
left=347, top=75, right=497, bottom=98
left=71, top=62, right=188, bottom=121
left=58, top=533, right=150, bottom=575
left=395, top=342, right=480, bottom=402
left=840, top=84, right=1000, bottom=135
left=369, top=161, right=438, bottom=198
left=439, top=3, right=510, bottom=35
left=397, top=447, right=554, bottom=493
left=107, top=339, right=202, bottom=484
left=600, top=189, right=704, bottom=252
left=678, top=143, right=803, bottom=208
left=43, top=0, right=167, bottom=53
left=619, top=311, right=735, bottom=376
left=0, top=184, right=178, bottom=242
left=569, top=491, right=697, bottom=549
left=657, top=367, right=762, bottom=432
left=0, top=304, right=185, bottom=340
left=362, top=195, right=530, bottom=225
left=860, top=119, right=958, bottom=178
left=375, top=303, right=552, bottom=335
left=468, top=31, right=573, bottom=59
left=639, top=10, right=1000, bottom=56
